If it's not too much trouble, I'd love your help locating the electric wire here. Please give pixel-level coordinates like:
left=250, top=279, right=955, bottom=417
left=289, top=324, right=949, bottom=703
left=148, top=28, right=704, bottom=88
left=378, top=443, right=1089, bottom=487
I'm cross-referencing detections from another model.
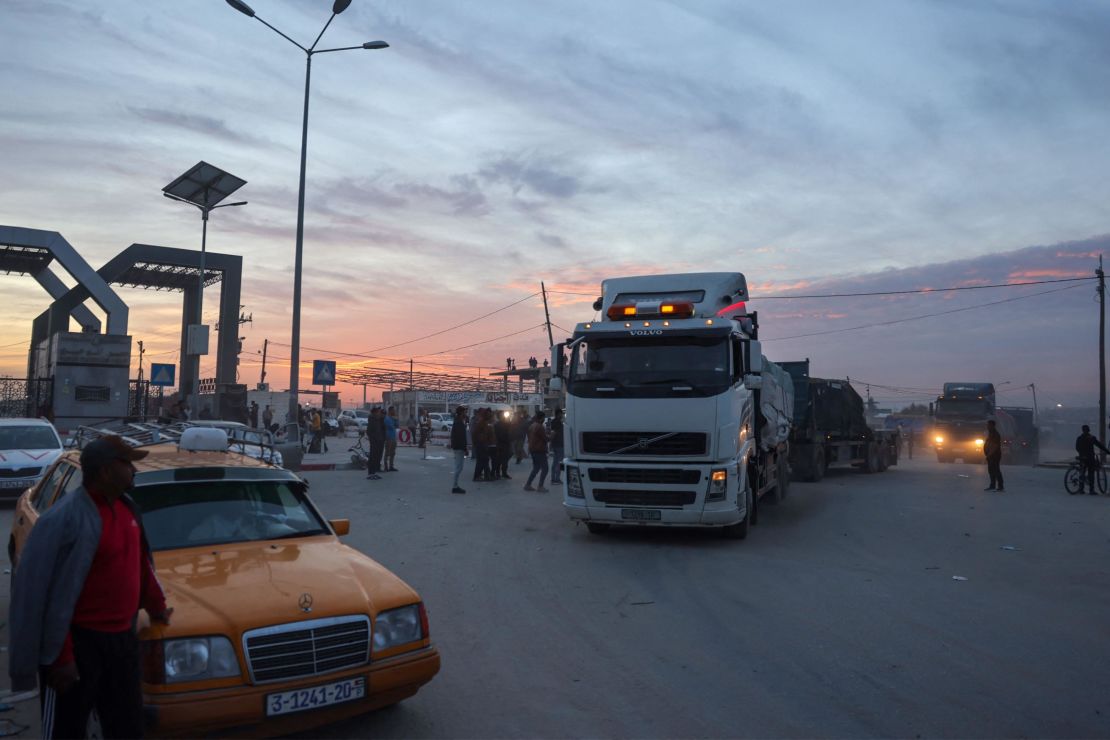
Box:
left=359, top=292, right=541, bottom=353
left=763, top=283, right=1083, bottom=342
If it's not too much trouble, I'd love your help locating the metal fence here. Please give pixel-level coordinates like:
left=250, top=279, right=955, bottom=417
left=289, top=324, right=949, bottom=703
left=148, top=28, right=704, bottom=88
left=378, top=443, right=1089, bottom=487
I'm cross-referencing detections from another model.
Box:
left=128, top=380, right=170, bottom=422
left=0, top=376, right=53, bottom=419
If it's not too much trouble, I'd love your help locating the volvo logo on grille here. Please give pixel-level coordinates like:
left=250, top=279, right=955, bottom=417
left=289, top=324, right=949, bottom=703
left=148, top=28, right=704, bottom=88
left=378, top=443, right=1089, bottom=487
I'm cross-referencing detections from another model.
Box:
left=298, top=593, right=313, bottom=612
left=637, top=438, right=650, bottom=449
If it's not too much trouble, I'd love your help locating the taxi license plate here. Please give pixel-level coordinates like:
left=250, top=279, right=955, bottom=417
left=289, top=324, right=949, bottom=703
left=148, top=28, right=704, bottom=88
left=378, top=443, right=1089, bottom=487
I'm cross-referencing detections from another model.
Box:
left=0, top=480, right=30, bottom=489
left=621, top=508, right=661, bottom=521
left=266, top=676, right=365, bottom=717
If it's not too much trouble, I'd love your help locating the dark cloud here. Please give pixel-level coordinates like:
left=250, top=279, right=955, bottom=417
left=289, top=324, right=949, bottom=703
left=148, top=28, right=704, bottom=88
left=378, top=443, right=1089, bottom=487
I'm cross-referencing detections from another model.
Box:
left=536, top=232, right=567, bottom=249
left=394, top=174, right=489, bottom=216
left=127, top=107, right=267, bottom=148
left=479, top=155, right=582, bottom=199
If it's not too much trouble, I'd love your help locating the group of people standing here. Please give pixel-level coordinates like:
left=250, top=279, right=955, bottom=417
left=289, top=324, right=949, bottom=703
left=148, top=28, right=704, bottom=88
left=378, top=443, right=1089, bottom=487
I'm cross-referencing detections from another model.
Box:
left=365, top=406, right=401, bottom=480
left=448, top=406, right=564, bottom=494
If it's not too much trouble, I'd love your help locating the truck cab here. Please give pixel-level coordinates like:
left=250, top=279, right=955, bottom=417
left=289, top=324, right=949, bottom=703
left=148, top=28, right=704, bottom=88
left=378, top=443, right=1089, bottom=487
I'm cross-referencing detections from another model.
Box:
left=553, top=273, right=792, bottom=539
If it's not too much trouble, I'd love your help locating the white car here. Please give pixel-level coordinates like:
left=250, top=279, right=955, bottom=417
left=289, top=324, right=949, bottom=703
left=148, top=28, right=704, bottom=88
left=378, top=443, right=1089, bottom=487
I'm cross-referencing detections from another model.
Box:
left=0, top=418, right=64, bottom=499
left=339, top=409, right=369, bottom=432
left=426, top=413, right=454, bottom=431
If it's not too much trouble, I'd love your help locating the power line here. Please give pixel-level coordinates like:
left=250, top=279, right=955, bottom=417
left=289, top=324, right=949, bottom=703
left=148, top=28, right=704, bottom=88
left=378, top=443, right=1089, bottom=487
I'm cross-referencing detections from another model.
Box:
left=764, top=283, right=1084, bottom=342
left=756, top=276, right=1093, bottom=300
left=359, top=291, right=541, bottom=354
left=549, top=276, right=1094, bottom=301
left=413, top=323, right=549, bottom=358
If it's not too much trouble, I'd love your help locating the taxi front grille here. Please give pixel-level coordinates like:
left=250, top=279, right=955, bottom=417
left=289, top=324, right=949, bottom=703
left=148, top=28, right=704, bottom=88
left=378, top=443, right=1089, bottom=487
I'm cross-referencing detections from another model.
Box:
left=243, top=616, right=370, bottom=684
left=0, top=467, right=41, bottom=479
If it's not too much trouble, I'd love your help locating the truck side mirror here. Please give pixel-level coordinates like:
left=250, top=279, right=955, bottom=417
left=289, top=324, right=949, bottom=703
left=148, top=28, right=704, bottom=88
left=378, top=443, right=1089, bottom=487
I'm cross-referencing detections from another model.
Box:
left=747, top=340, right=763, bottom=374
left=552, top=343, right=567, bottom=378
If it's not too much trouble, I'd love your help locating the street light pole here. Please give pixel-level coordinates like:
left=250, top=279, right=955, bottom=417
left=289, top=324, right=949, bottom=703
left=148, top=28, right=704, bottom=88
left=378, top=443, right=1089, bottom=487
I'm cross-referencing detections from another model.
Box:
left=225, top=0, right=388, bottom=440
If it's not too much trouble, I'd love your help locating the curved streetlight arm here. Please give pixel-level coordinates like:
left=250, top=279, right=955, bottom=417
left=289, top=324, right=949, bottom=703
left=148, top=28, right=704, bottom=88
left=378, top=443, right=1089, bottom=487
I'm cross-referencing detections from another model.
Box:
left=213, top=201, right=248, bottom=209
left=255, top=15, right=308, bottom=53
left=310, top=13, right=337, bottom=52
left=314, top=44, right=367, bottom=54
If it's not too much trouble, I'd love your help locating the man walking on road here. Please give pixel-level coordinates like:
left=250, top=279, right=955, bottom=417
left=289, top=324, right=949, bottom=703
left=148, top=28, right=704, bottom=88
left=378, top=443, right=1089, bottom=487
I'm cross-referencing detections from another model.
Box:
left=366, top=407, right=386, bottom=480
left=983, top=419, right=1004, bottom=491
left=9, top=435, right=172, bottom=738
left=1074, top=424, right=1109, bottom=494
left=524, top=410, right=550, bottom=492
left=451, top=406, right=469, bottom=494
left=384, top=407, right=399, bottom=472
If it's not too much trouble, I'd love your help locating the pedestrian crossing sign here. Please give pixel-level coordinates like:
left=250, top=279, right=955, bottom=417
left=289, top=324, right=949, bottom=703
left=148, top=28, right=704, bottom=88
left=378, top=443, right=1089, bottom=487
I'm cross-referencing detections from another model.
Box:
left=150, top=363, right=176, bottom=387
left=312, top=360, right=337, bottom=386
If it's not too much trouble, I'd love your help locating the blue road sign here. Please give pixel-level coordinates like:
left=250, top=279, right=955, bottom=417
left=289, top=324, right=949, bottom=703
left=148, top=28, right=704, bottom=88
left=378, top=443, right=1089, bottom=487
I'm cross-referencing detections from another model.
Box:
left=312, top=360, right=337, bottom=386
left=150, top=363, right=176, bottom=387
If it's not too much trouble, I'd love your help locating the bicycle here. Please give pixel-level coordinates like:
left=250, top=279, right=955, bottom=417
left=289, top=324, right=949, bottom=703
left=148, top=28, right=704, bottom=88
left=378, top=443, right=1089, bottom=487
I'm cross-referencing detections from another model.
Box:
left=349, top=431, right=369, bottom=466
left=1064, top=456, right=1107, bottom=495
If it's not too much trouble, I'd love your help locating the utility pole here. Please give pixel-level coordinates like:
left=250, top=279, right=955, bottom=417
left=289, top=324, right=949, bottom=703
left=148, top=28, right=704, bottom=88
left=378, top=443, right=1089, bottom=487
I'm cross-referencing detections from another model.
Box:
left=259, top=339, right=269, bottom=388
left=1029, top=383, right=1038, bottom=427
left=409, top=358, right=414, bottom=390
left=1099, top=255, right=1106, bottom=455
left=541, top=281, right=554, bottom=348
left=137, top=340, right=145, bottom=383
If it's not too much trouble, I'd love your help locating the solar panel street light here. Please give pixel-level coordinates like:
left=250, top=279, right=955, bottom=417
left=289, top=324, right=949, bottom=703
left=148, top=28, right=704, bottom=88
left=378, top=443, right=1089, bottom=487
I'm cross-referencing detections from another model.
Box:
left=163, top=162, right=247, bottom=409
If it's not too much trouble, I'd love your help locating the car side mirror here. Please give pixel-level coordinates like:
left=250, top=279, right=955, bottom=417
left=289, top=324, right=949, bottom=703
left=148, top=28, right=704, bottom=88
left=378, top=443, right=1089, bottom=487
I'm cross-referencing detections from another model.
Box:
left=330, top=518, right=350, bottom=536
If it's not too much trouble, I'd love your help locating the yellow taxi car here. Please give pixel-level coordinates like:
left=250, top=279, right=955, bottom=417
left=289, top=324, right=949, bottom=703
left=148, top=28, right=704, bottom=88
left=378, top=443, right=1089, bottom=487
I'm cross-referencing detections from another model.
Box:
left=9, top=429, right=440, bottom=737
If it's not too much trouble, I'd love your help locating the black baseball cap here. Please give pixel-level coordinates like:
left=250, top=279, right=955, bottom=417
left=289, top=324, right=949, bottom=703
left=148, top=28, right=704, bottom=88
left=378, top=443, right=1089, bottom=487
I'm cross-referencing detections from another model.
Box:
left=80, top=435, right=148, bottom=469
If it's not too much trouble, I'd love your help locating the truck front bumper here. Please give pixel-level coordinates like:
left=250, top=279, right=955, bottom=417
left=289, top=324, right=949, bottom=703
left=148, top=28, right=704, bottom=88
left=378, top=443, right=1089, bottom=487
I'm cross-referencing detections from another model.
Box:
left=565, top=499, right=742, bottom=526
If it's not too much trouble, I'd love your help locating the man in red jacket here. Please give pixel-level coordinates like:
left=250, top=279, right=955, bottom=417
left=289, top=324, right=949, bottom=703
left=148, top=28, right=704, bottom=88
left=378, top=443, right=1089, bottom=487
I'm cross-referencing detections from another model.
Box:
left=10, top=435, right=171, bottom=738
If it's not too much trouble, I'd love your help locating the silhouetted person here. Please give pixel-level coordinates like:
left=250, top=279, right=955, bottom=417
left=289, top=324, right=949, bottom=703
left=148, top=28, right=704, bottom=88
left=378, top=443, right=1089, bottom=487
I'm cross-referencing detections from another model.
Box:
left=1074, top=424, right=1109, bottom=495
left=983, top=419, right=1004, bottom=491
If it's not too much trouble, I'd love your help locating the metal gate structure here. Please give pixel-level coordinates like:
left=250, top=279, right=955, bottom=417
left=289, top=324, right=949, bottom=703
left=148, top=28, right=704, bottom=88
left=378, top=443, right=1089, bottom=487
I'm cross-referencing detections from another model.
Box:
left=128, top=380, right=168, bottom=422
left=0, top=377, right=54, bottom=419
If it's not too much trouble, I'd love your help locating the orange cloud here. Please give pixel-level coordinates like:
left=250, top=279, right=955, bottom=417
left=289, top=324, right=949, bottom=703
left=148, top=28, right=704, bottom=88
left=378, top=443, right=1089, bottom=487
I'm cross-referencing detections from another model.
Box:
left=1007, top=269, right=1088, bottom=280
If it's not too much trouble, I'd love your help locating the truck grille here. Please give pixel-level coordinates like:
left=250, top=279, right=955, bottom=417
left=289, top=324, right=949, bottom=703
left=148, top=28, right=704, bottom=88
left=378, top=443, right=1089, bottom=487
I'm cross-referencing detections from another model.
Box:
left=588, top=468, right=701, bottom=484
left=582, top=432, right=706, bottom=456
left=243, top=616, right=370, bottom=684
left=0, top=467, right=41, bottom=479
left=593, top=489, right=697, bottom=507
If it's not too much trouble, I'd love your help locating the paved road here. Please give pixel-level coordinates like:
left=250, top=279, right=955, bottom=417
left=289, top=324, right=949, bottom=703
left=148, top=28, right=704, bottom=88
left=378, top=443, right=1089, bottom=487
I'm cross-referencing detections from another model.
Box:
left=3, top=450, right=1108, bottom=738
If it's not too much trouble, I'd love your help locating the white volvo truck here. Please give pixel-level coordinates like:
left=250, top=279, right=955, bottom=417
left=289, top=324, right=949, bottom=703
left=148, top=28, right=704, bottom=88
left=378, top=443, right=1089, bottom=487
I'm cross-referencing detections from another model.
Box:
left=551, top=272, right=793, bottom=539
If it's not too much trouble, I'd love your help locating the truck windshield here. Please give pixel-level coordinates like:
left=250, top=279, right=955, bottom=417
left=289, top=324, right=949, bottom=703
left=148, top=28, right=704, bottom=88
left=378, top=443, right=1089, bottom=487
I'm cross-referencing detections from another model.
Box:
left=935, top=399, right=991, bottom=419
left=569, top=335, right=730, bottom=398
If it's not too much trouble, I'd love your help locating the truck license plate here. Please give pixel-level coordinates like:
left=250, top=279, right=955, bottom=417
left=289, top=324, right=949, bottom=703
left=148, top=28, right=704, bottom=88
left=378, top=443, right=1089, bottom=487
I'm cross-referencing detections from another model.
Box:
left=621, top=509, right=661, bottom=521
left=266, top=676, right=365, bottom=717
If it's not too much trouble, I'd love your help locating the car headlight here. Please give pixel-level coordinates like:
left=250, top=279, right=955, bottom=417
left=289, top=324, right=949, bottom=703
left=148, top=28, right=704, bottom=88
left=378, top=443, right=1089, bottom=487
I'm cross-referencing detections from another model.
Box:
left=974, top=438, right=984, bottom=447
left=934, top=435, right=944, bottom=445
left=373, top=604, right=425, bottom=655
left=153, top=637, right=240, bottom=684
left=707, top=468, right=727, bottom=501
left=567, top=467, right=584, bottom=498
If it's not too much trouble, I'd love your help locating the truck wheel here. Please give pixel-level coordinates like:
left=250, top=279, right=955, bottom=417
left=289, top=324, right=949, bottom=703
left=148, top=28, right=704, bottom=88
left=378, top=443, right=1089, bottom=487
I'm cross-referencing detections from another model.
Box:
left=585, top=523, right=610, bottom=535
left=721, top=485, right=751, bottom=540
left=877, top=445, right=889, bottom=472
left=808, top=447, right=825, bottom=482
left=866, top=443, right=881, bottom=473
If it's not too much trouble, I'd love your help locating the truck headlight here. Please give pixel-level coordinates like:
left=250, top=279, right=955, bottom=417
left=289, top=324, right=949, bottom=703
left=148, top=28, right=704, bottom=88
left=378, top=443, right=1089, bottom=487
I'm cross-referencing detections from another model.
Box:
left=157, top=637, right=240, bottom=684
left=373, top=604, right=425, bottom=654
left=974, top=438, right=984, bottom=447
left=567, top=467, right=584, bottom=498
left=707, top=468, right=727, bottom=501
left=934, top=435, right=944, bottom=445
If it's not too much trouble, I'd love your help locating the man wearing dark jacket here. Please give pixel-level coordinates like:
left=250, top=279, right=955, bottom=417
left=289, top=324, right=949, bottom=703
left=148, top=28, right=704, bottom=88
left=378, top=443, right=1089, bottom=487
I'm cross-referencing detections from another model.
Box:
left=1075, top=424, right=1109, bottom=495
left=9, top=435, right=172, bottom=738
left=983, top=419, right=1004, bottom=491
left=494, top=412, right=513, bottom=480
left=450, top=406, right=469, bottom=494
left=366, top=407, right=387, bottom=480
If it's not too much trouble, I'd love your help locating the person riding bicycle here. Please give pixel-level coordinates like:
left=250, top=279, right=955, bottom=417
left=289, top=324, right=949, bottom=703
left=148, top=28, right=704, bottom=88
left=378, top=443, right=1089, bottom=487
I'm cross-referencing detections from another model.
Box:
left=1074, top=425, right=1109, bottom=495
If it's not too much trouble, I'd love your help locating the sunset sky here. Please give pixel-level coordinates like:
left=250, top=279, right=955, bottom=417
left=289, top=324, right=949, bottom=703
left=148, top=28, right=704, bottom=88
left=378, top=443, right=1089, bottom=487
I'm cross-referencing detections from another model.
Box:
left=2, top=0, right=1108, bottom=409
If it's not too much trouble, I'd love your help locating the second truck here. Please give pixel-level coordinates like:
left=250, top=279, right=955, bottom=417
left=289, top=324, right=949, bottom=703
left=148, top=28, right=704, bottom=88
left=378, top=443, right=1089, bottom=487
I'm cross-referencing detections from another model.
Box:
left=551, top=272, right=793, bottom=539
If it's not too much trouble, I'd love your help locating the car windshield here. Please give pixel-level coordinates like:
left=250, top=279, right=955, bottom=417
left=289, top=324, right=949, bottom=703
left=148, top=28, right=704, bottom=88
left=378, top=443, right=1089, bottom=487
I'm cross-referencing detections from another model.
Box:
left=130, top=478, right=329, bottom=551
left=0, top=426, right=59, bottom=451
left=569, top=334, right=730, bottom=398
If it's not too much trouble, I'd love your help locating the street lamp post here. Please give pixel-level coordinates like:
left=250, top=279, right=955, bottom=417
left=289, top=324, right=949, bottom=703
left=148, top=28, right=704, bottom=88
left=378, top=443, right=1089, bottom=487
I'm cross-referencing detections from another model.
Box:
left=226, top=0, right=388, bottom=440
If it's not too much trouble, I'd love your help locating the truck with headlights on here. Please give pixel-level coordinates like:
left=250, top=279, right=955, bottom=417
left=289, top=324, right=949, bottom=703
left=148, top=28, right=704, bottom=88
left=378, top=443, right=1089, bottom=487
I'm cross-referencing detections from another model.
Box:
left=933, top=382, right=1016, bottom=463
left=549, top=272, right=793, bottom=539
